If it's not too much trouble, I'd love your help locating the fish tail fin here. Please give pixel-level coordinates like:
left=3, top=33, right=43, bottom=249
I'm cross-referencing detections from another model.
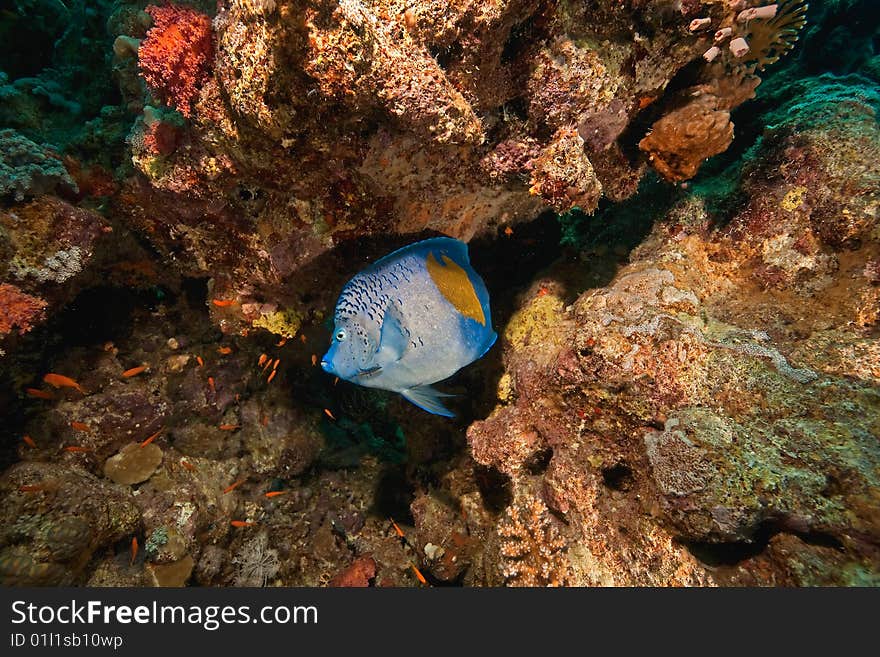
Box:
left=401, top=385, right=456, bottom=418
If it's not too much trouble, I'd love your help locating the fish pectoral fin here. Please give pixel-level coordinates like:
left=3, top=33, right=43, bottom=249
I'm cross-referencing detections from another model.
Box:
left=377, top=307, right=408, bottom=364
left=401, top=385, right=455, bottom=418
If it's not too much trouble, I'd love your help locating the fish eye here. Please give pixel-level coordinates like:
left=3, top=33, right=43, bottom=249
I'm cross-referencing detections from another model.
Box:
left=335, top=329, right=347, bottom=341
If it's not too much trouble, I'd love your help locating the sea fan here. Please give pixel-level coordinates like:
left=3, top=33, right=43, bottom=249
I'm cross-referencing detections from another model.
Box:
left=744, top=0, right=809, bottom=71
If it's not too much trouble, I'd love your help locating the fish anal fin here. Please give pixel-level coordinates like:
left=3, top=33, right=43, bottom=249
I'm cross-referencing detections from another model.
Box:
left=401, top=385, right=455, bottom=418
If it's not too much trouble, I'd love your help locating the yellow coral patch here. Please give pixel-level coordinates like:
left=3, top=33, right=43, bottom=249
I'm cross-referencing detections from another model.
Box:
left=251, top=308, right=302, bottom=338
left=426, top=252, right=485, bottom=325
left=504, top=293, right=565, bottom=354
left=780, top=186, right=807, bottom=212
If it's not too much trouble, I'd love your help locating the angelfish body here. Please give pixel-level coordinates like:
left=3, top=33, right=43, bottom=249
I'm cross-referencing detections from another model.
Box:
left=321, top=237, right=497, bottom=417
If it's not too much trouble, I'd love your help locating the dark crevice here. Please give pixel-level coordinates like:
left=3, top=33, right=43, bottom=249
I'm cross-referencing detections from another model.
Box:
left=524, top=447, right=553, bottom=475
left=685, top=521, right=845, bottom=568
left=474, top=465, right=513, bottom=513
left=371, top=466, right=415, bottom=524
left=602, top=462, right=634, bottom=491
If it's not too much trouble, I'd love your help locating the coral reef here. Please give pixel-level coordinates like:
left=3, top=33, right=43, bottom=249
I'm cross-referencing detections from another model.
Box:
left=0, top=0, right=876, bottom=589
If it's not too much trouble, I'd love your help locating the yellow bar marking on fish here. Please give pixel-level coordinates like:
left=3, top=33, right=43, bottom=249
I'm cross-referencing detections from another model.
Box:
left=425, top=252, right=485, bottom=326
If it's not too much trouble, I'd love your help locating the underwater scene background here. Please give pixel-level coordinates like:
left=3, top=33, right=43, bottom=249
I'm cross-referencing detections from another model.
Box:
left=0, top=0, right=878, bottom=586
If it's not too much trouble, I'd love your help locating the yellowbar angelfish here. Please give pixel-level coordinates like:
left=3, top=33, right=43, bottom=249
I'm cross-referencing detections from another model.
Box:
left=321, top=237, right=497, bottom=417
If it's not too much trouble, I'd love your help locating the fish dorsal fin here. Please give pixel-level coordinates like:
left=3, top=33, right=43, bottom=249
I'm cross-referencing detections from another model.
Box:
left=401, top=385, right=455, bottom=417
left=425, top=252, right=486, bottom=326
left=376, top=307, right=407, bottom=365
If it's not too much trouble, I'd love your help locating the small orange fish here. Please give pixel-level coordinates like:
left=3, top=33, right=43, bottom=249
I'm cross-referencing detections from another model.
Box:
left=19, top=485, right=45, bottom=492
left=503, top=226, right=513, bottom=237
left=180, top=459, right=197, bottom=472
left=63, top=446, right=92, bottom=453
left=276, top=337, right=287, bottom=347
left=130, top=537, right=138, bottom=566
left=272, top=358, right=280, bottom=370
left=140, top=428, right=162, bottom=447
left=212, top=299, right=235, bottom=307
left=267, top=370, right=277, bottom=384
left=333, top=377, right=339, bottom=386
left=70, top=421, right=90, bottom=432
left=537, top=286, right=549, bottom=297
left=300, top=334, right=307, bottom=344
left=323, top=408, right=336, bottom=420
left=217, top=346, right=232, bottom=355
left=260, top=414, right=269, bottom=427
left=311, top=354, right=318, bottom=367
left=207, top=376, right=216, bottom=393
left=261, top=359, right=272, bottom=373
left=22, top=435, right=37, bottom=449
left=411, top=564, right=428, bottom=585
left=122, top=364, right=147, bottom=378
left=264, top=491, right=286, bottom=499
left=43, top=373, right=85, bottom=394
left=223, top=478, right=246, bottom=494
left=219, top=424, right=239, bottom=431
left=390, top=517, right=405, bottom=539
left=196, top=356, right=204, bottom=367
left=258, top=354, right=268, bottom=367
left=230, top=520, right=255, bottom=528
left=25, top=388, right=55, bottom=400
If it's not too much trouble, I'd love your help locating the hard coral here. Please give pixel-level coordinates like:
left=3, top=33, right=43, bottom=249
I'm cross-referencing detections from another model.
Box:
left=0, top=282, right=47, bottom=336
left=138, top=5, right=214, bottom=117
left=498, top=495, right=570, bottom=587
left=0, top=129, right=77, bottom=201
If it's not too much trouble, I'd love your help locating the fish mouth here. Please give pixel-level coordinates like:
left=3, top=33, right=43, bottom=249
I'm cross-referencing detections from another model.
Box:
left=320, top=360, right=331, bottom=373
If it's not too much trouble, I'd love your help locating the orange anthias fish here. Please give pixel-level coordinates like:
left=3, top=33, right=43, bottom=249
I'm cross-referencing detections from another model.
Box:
left=43, top=373, right=86, bottom=394
left=212, top=299, right=235, bottom=307
left=264, top=491, right=286, bottom=499
left=230, top=520, right=255, bottom=528
left=223, top=478, right=246, bottom=494
left=217, top=346, right=232, bottom=355
left=130, top=537, right=138, bottom=566
left=25, top=388, right=55, bottom=400
left=122, top=364, right=148, bottom=378
left=21, top=435, right=37, bottom=449
left=70, top=421, right=90, bottom=432
left=140, top=428, right=162, bottom=447
left=411, top=564, right=428, bottom=586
